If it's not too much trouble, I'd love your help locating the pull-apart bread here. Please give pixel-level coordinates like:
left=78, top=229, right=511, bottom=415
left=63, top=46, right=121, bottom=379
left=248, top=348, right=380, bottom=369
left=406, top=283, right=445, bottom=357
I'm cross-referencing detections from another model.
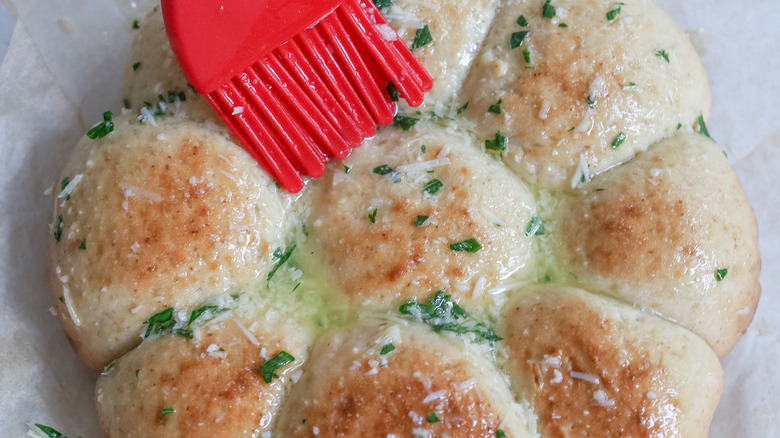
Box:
left=48, top=0, right=760, bottom=436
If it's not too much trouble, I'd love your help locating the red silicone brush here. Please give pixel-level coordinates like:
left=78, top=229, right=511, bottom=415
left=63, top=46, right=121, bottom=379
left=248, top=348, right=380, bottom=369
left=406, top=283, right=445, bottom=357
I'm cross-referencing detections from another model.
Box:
left=161, top=0, right=433, bottom=192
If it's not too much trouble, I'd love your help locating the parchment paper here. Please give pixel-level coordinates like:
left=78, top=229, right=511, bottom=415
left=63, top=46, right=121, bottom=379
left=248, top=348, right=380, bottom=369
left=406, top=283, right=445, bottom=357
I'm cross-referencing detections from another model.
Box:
left=0, top=0, right=777, bottom=436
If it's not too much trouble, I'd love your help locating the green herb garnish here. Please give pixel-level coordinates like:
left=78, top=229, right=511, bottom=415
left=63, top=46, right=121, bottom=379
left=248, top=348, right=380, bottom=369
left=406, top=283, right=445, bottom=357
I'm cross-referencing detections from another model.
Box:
left=188, top=305, right=219, bottom=325
left=542, top=0, right=556, bottom=18
left=510, top=31, right=529, bottom=49
left=143, top=307, right=175, bottom=338
left=393, top=115, right=420, bottom=131
left=606, top=3, right=624, bottom=21
left=86, top=111, right=114, bottom=139
left=488, top=98, right=503, bottom=114
left=414, top=215, right=429, bottom=227
left=485, top=131, right=508, bottom=151
left=697, top=114, right=712, bottom=139
left=525, top=217, right=546, bottom=236
left=373, top=164, right=393, bottom=175
left=456, top=102, right=469, bottom=114
left=656, top=49, right=669, bottom=63
left=53, top=216, right=63, bottom=242
left=79, top=239, right=87, bottom=250
left=450, top=238, right=482, bottom=253
left=32, top=424, right=67, bottom=437
left=387, top=82, right=400, bottom=101
left=369, top=208, right=378, bottom=224
left=411, top=25, right=433, bottom=50
left=268, top=245, right=296, bottom=285
left=522, top=47, right=532, bottom=65
left=373, top=0, right=393, bottom=11
left=258, top=351, right=295, bottom=383
left=715, top=268, right=728, bottom=282
left=611, top=132, right=626, bottom=149
left=132, top=20, right=139, bottom=29
left=161, top=406, right=175, bottom=418
left=586, top=95, right=596, bottom=109
left=517, top=15, right=529, bottom=26
left=427, top=412, right=440, bottom=423
left=558, top=22, right=568, bottom=28
left=423, top=179, right=443, bottom=195
left=344, top=164, right=352, bottom=174
left=497, top=430, right=506, bottom=438
left=399, top=291, right=502, bottom=342
left=101, top=362, right=116, bottom=376
left=380, top=343, right=395, bottom=355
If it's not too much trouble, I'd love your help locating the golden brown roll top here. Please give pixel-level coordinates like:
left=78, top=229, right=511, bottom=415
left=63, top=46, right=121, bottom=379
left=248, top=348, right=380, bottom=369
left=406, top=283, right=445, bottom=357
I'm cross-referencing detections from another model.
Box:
left=554, top=133, right=761, bottom=357
left=502, top=286, right=723, bottom=438
left=276, top=320, right=535, bottom=437
left=96, top=301, right=310, bottom=438
left=307, top=124, right=538, bottom=308
left=48, top=115, right=290, bottom=368
left=460, top=0, right=711, bottom=189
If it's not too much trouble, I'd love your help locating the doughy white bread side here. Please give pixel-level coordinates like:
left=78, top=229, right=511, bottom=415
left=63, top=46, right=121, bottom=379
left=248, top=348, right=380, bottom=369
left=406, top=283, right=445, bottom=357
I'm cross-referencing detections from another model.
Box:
left=461, top=0, right=711, bottom=189
left=48, top=115, right=288, bottom=368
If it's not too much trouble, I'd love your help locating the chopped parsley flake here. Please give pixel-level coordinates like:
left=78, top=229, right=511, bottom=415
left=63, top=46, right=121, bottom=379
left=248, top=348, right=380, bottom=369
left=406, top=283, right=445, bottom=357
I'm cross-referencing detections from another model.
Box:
left=586, top=95, right=596, bottom=109
left=485, top=131, right=508, bottom=151
left=161, top=406, right=175, bottom=418
left=510, top=31, right=529, bottom=49
left=411, top=25, right=433, bottom=50
left=606, top=3, right=624, bottom=21
left=258, top=351, right=295, bottom=383
left=399, top=290, right=502, bottom=343
left=450, top=238, right=482, bottom=253
left=101, top=362, right=116, bottom=376
left=132, top=62, right=141, bottom=71
left=558, top=22, right=568, bottom=28
left=373, top=164, right=393, bottom=175
left=497, top=430, right=506, bottom=438
left=31, top=424, right=67, bottom=437
left=525, top=217, right=546, bottom=236
left=542, top=0, right=556, bottom=18
left=656, top=49, right=670, bottom=63
left=268, top=245, right=296, bottom=285
left=414, top=215, right=429, bottom=227
left=387, top=82, right=400, bottom=101
left=53, top=216, right=63, bottom=242
left=696, top=114, right=712, bottom=139
left=423, top=179, right=443, bottom=195
left=517, top=15, right=529, bottom=26
left=380, top=343, right=395, bottom=355
left=132, top=20, right=139, bottom=29
left=456, top=102, right=469, bottom=114
left=79, top=239, right=87, bottom=250
left=369, top=208, right=378, bottom=224
left=488, top=98, right=503, bottom=114
left=86, top=111, right=114, bottom=139
left=427, top=412, right=440, bottom=423
left=611, top=132, right=626, bottom=149
left=188, top=305, right=219, bottom=325
left=123, top=98, right=131, bottom=109
left=373, top=0, right=393, bottom=11
left=344, top=164, right=352, bottom=174
left=715, top=268, right=728, bottom=282
left=393, top=115, right=420, bottom=131
left=522, top=47, right=532, bottom=65
left=135, top=369, right=140, bottom=379
left=676, top=122, right=683, bottom=130
left=60, top=177, right=72, bottom=200
left=142, top=307, right=191, bottom=339
left=543, top=273, right=552, bottom=283
left=421, top=144, right=427, bottom=153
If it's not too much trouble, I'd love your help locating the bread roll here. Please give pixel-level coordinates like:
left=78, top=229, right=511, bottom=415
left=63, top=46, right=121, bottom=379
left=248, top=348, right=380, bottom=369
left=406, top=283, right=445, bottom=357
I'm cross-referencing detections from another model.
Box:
left=461, top=0, right=710, bottom=188
left=503, top=286, right=723, bottom=437
left=48, top=114, right=288, bottom=368
left=554, top=133, right=760, bottom=357
left=308, top=124, right=537, bottom=307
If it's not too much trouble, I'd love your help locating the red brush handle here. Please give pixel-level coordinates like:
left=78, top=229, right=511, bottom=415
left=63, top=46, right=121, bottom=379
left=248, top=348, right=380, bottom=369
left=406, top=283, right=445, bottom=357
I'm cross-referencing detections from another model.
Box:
left=162, top=0, right=345, bottom=93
